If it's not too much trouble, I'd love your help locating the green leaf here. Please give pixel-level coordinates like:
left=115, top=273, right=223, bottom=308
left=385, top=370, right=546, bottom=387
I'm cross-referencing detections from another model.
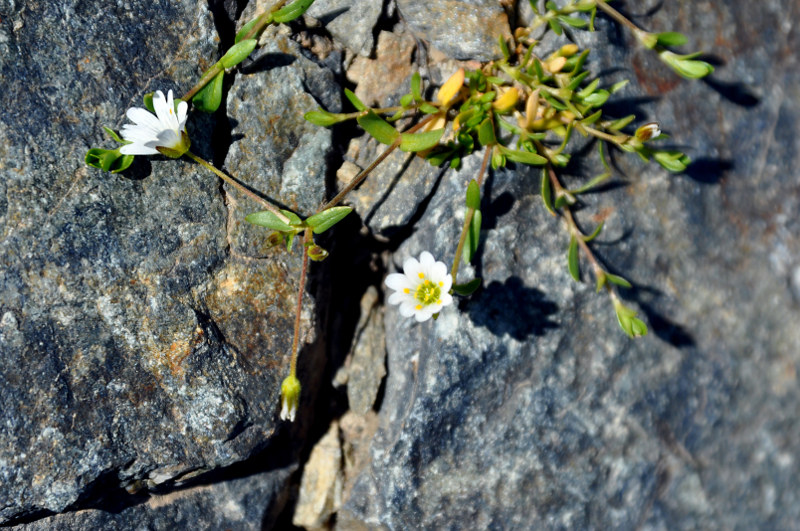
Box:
left=547, top=17, right=563, bottom=35
left=540, top=168, right=555, bottom=215
left=606, top=273, right=632, bottom=288
left=477, top=118, right=496, bottom=146
left=281, top=209, right=304, bottom=227
left=399, top=93, right=414, bottom=108
left=103, top=126, right=126, bottom=144
left=344, top=88, right=367, bottom=111
left=568, top=235, right=580, bottom=281
left=577, top=78, right=600, bottom=99
left=653, top=150, right=691, bottom=172
left=582, top=89, right=609, bottom=107
left=221, top=39, right=257, bottom=68
left=656, top=31, right=688, bottom=47
left=417, top=102, right=438, bottom=114
left=465, top=179, right=481, bottom=210
left=566, top=70, right=590, bottom=92
left=272, top=0, right=315, bottom=23
left=498, top=35, right=510, bottom=59
left=305, top=206, right=352, bottom=234
left=452, top=277, right=481, bottom=296
left=607, top=114, right=636, bottom=131
left=245, top=210, right=293, bottom=232
left=286, top=231, right=296, bottom=252
left=400, top=128, right=444, bottom=152
left=583, top=222, right=604, bottom=242
left=464, top=209, right=482, bottom=263
left=143, top=93, right=155, bottom=112
left=610, top=79, right=629, bottom=94
left=357, top=110, right=400, bottom=145
left=304, top=109, right=348, bottom=126
left=192, top=70, right=224, bottom=113
left=659, top=50, right=714, bottom=79
left=581, top=110, right=602, bottom=126
left=500, top=145, right=547, bottom=165
left=411, top=72, right=422, bottom=101
left=235, top=18, right=262, bottom=43
left=558, top=15, right=587, bottom=28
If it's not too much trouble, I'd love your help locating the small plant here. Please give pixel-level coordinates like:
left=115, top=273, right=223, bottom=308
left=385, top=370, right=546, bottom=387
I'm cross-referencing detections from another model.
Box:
left=86, top=0, right=712, bottom=420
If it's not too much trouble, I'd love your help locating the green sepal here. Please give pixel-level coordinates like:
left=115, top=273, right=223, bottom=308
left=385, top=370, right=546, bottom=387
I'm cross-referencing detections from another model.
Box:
left=540, top=168, right=556, bottom=215
left=143, top=93, right=155, bottom=112
left=272, top=0, right=315, bottom=23
left=656, top=31, right=688, bottom=47
left=477, top=118, right=496, bottom=146
left=235, top=18, right=262, bottom=43
left=411, top=72, right=422, bottom=102
left=103, top=126, right=126, bottom=144
left=606, top=273, right=632, bottom=288
left=357, top=110, right=400, bottom=145
left=659, top=50, right=714, bottom=79
left=465, top=179, right=481, bottom=210
left=452, top=277, right=481, bottom=296
left=500, top=145, right=547, bottom=165
left=85, top=148, right=135, bottom=173
left=155, top=130, right=191, bottom=158
left=464, top=209, right=481, bottom=263
left=344, top=88, right=367, bottom=111
left=615, top=302, right=648, bottom=338
left=568, top=235, right=580, bottom=281
left=305, top=206, right=352, bottom=234
left=192, top=70, right=224, bottom=113
left=245, top=210, right=293, bottom=232
left=304, top=109, right=348, bottom=126
left=399, top=128, right=444, bottom=152
left=221, top=39, right=257, bottom=68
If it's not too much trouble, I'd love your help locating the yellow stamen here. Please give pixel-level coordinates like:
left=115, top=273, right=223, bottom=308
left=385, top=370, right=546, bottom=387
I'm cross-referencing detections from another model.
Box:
left=404, top=288, right=410, bottom=294
left=415, top=305, right=423, bottom=310
left=418, top=272, right=425, bottom=279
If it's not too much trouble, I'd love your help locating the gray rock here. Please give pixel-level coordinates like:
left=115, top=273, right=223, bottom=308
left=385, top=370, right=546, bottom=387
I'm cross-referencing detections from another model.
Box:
left=397, top=0, right=511, bottom=61
left=338, top=0, right=800, bottom=529
left=307, top=0, right=385, bottom=56
left=14, top=465, right=295, bottom=530
left=0, top=0, right=334, bottom=524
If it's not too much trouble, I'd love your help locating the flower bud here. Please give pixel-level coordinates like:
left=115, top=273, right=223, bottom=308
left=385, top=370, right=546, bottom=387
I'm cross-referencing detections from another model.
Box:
left=635, top=122, right=661, bottom=142
left=306, top=244, right=329, bottom=262
left=280, top=374, right=301, bottom=422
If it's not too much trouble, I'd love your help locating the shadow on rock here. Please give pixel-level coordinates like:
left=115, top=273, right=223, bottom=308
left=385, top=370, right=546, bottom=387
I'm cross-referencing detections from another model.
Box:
left=703, top=77, right=760, bottom=108
left=240, top=52, right=296, bottom=75
left=463, top=277, right=558, bottom=340
left=682, top=157, right=734, bottom=185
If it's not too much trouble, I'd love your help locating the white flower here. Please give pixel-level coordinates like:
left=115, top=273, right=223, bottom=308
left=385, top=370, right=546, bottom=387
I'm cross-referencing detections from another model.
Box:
left=634, top=122, right=661, bottom=142
left=120, top=90, right=189, bottom=156
left=385, top=251, right=454, bottom=322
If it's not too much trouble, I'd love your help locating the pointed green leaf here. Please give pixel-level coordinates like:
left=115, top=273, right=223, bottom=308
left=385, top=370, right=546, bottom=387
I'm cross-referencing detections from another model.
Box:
left=558, top=15, right=587, bottom=28
left=143, top=92, right=155, bottom=112
left=452, top=277, right=481, bottom=296
left=400, top=128, right=444, bottom=152
left=305, top=206, right=353, bottom=234
left=540, top=168, right=555, bottom=215
left=344, top=88, right=367, bottom=111
left=235, top=18, right=262, bottom=43
left=608, top=114, right=635, bottom=131
left=656, top=31, right=688, bottom=47
left=411, top=72, right=422, bottom=101
left=272, top=0, right=315, bottom=23
left=357, top=110, right=400, bottom=145
left=583, top=222, right=604, bottom=242
left=606, top=273, right=632, bottom=288
left=500, top=145, right=547, bottom=165
left=566, top=70, right=591, bottom=92
left=464, top=210, right=482, bottom=263
left=304, top=109, right=348, bottom=126
left=653, top=150, right=691, bottom=172
left=477, top=118, right=496, bottom=146
left=245, top=210, right=293, bottom=232
left=465, top=179, right=481, bottom=210
left=103, top=127, right=126, bottom=144
left=192, top=70, right=224, bottom=113
left=221, top=39, right=257, bottom=68
left=568, top=235, right=580, bottom=281
left=419, top=102, right=440, bottom=114
left=280, top=209, right=303, bottom=227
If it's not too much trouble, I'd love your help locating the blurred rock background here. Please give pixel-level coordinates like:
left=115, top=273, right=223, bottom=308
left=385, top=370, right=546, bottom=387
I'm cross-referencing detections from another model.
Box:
left=1, top=0, right=798, bottom=529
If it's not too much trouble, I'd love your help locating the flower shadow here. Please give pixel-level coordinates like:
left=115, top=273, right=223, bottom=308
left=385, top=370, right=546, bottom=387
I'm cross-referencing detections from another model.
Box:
left=462, top=277, right=558, bottom=340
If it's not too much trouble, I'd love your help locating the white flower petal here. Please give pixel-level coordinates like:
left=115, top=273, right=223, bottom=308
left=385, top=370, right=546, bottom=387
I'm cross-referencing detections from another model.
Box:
left=439, top=273, right=453, bottom=293
left=385, top=273, right=413, bottom=292
left=156, top=129, right=181, bottom=150
left=430, top=261, right=448, bottom=283
left=419, top=251, right=435, bottom=268
left=176, top=100, right=188, bottom=129
left=388, top=291, right=413, bottom=305
left=414, top=309, right=433, bottom=322
left=399, top=301, right=417, bottom=317
left=439, top=292, right=453, bottom=307
left=125, top=107, right=162, bottom=133
left=403, top=256, right=424, bottom=281
left=120, top=143, right=159, bottom=155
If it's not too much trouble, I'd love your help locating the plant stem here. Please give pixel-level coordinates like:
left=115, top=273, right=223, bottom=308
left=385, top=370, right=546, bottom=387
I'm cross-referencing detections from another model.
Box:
left=450, top=144, right=492, bottom=281
left=594, top=0, right=646, bottom=37
left=181, top=0, right=289, bottom=103
left=289, top=228, right=311, bottom=377
left=184, top=151, right=291, bottom=224
left=319, top=114, right=437, bottom=212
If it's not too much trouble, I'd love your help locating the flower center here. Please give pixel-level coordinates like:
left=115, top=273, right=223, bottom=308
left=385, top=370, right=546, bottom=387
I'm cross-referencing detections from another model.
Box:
left=414, top=279, right=441, bottom=306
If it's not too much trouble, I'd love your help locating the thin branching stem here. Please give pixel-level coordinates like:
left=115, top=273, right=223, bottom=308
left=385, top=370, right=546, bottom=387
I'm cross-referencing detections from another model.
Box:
left=450, top=144, right=492, bottom=281
left=289, top=228, right=312, bottom=377
left=184, top=151, right=291, bottom=223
